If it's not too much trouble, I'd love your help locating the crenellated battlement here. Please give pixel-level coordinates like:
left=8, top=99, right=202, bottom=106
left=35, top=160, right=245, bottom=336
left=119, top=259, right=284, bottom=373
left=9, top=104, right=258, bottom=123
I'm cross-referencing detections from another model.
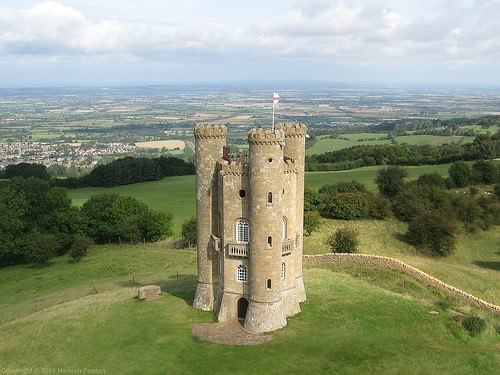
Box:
left=248, top=128, right=285, bottom=144
left=218, top=159, right=248, bottom=176
left=194, top=124, right=227, bottom=139
left=277, top=123, right=307, bottom=138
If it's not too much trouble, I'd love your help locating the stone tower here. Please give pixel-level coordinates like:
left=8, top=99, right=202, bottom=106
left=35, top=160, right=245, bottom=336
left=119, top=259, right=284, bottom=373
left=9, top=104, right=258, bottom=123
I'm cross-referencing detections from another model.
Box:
left=193, top=123, right=307, bottom=333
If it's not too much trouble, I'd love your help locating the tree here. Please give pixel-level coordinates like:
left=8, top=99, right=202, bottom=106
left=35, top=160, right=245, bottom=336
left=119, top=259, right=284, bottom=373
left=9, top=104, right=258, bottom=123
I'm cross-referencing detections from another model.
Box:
left=81, top=193, right=172, bottom=243
left=406, top=211, right=456, bottom=256
left=472, top=160, right=497, bottom=184
left=323, top=192, right=370, bottom=220
left=375, top=166, right=408, bottom=197
left=448, top=161, right=471, bottom=187
left=181, top=217, right=197, bottom=247
left=327, top=227, right=359, bottom=253
left=304, top=211, right=321, bottom=236
left=304, top=188, right=321, bottom=212
left=4, top=163, right=50, bottom=180
left=69, top=235, right=92, bottom=262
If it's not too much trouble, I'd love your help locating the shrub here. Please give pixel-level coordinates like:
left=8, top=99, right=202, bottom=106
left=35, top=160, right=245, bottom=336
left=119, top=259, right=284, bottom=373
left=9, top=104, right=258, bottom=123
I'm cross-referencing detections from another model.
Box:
left=368, top=195, right=391, bottom=219
left=494, top=184, right=500, bottom=200
left=23, top=232, right=58, bottom=265
left=304, top=211, right=321, bottom=236
left=69, top=235, right=92, bottom=262
left=323, top=192, right=370, bottom=220
left=375, top=166, right=408, bottom=197
left=472, top=160, right=497, bottom=184
left=392, top=184, right=451, bottom=222
left=417, top=173, right=446, bottom=188
left=462, top=316, right=486, bottom=337
left=448, top=161, right=471, bottom=187
left=304, top=188, right=322, bottom=212
left=319, top=181, right=366, bottom=196
left=181, top=217, right=197, bottom=247
left=327, top=227, right=359, bottom=253
left=406, top=211, right=456, bottom=256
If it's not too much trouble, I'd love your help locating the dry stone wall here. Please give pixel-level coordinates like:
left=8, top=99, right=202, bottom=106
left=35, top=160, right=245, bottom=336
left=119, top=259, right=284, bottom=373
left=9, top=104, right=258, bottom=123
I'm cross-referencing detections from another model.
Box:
left=304, top=253, right=500, bottom=314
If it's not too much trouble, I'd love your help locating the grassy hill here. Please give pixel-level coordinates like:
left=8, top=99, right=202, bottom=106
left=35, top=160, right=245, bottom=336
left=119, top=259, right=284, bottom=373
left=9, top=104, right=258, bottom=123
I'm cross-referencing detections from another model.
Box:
left=0, top=244, right=498, bottom=374
left=67, top=163, right=456, bottom=232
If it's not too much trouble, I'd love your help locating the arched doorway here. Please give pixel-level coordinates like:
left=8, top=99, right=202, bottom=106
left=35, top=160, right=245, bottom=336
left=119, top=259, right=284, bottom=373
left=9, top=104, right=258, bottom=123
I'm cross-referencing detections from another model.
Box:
left=237, top=298, right=248, bottom=320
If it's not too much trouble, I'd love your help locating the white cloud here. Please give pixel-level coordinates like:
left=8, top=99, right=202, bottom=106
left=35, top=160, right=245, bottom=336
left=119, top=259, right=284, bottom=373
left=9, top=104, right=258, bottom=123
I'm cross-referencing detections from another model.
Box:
left=0, top=0, right=500, bottom=84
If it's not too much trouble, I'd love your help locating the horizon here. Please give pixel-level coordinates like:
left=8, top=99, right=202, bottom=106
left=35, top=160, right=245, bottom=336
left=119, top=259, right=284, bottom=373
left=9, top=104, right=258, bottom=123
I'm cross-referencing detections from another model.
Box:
left=1, top=1, right=500, bottom=87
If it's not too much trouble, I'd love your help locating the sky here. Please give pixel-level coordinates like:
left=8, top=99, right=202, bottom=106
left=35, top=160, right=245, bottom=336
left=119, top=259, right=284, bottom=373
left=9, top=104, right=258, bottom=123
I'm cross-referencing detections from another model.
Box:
left=0, top=0, right=499, bottom=87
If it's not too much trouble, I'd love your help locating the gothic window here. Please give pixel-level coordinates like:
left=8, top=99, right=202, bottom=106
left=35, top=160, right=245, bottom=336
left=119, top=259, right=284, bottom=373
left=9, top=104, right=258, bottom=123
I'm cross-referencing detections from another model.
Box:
left=267, top=279, right=272, bottom=289
left=236, top=219, right=249, bottom=243
left=281, top=263, right=285, bottom=280
left=267, top=236, right=273, bottom=248
left=282, top=217, right=287, bottom=240
left=267, top=192, right=273, bottom=204
left=237, top=264, right=248, bottom=283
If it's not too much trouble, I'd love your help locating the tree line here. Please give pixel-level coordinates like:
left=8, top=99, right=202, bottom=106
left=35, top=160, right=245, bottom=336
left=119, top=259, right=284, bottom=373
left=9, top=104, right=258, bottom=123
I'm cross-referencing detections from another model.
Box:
left=0, top=156, right=195, bottom=188
left=0, top=177, right=172, bottom=267
left=303, top=160, right=500, bottom=257
left=306, top=133, right=499, bottom=171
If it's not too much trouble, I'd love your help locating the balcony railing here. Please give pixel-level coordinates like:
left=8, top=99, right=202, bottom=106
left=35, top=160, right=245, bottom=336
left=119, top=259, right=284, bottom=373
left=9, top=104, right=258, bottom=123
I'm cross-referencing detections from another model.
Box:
left=227, top=243, right=249, bottom=257
left=282, top=239, right=293, bottom=255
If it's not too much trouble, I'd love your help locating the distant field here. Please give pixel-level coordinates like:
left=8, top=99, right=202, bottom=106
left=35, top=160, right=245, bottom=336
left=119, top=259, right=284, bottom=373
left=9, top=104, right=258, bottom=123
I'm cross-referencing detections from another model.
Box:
left=134, top=140, right=185, bottom=150
left=306, top=133, right=391, bottom=155
left=68, top=163, right=459, bottom=233
left=305, top=163, right=454, bottom=192
left=395, top=135, right=474, bottom=145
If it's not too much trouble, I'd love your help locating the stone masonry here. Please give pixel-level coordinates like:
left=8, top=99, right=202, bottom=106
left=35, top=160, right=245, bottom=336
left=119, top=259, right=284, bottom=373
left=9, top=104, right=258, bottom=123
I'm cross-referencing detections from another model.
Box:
left=193, top=124, right=307, bottom=333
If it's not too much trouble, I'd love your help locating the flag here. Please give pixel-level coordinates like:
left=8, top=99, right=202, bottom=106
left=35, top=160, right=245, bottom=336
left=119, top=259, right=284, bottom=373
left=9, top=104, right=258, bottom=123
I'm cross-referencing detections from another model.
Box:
left=273, top=92, right=280, bottom=105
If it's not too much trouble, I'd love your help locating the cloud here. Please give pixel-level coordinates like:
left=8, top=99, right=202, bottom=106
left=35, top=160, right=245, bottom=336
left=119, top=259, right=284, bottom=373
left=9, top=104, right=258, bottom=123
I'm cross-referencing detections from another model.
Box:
left=0, top=0, right=500, bottom=84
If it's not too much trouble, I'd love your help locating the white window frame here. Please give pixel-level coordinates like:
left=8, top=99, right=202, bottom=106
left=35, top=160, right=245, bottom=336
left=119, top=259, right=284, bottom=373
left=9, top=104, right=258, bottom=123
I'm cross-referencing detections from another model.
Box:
left=282, top=217, right=287, bottom=240
left=236, top=264, right=248, bottom=283
left=236, top=219, right=249, bottom=243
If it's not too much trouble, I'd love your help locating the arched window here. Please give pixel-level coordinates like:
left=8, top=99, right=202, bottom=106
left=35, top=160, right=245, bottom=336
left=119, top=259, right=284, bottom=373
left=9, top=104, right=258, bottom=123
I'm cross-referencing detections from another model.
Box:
left=236, top=219, right=249, bottom=243
left=237, top=264, right=248, bottom=283
left=281, top=263, right=286, bottom=280
left=282, top=217, right=287, bottom=240
left=267, top=279, right=272, bottom=289
left=267, top=192, right=273, bottom=204
left=267, top=236, right=272, bottom=248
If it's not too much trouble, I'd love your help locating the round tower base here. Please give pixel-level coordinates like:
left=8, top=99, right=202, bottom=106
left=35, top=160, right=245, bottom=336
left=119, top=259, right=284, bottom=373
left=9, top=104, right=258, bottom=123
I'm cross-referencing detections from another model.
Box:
left=193, top=282, right=214, bottom=311
left=244, top=299, right=287, bottom=333
left=295, top=277, right=306, bottom=303
left=281, top=287, right=302, bottom=316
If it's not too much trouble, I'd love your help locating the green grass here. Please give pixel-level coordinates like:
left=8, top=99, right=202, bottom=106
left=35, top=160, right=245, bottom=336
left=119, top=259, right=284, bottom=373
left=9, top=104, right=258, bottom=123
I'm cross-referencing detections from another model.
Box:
left=307, top=134, right=391, bottom=155
left=395, top=135, right=474, bottom=146
left=0, top=244, right=498, bottom=374
left=304, top=218, right=500, bottom=304
left=305, top=163, right=454, bottom=192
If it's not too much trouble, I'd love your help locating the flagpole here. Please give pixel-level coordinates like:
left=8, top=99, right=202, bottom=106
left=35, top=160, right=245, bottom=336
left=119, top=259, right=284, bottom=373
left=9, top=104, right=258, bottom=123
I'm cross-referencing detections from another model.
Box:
left=272, top=101, right=275, bottom=132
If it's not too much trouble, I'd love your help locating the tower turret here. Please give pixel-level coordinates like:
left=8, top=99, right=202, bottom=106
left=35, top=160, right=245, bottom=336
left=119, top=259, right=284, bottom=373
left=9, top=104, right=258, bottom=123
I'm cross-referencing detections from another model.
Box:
left=277, top=123, right=307, bottom=302
left=244, top=128, right=287, bottom=333
left=193, top=124, right=227, bottom=310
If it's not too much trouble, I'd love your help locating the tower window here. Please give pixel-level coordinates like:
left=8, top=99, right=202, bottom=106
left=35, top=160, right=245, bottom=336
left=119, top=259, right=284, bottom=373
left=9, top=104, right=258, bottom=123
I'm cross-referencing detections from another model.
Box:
left=236, top=219, right=249, bottom=243
left=239, top=189, right=246, bottom=198
left=267, top=236, right=272, bottom=248
left=281, top=263, right=285, bottom=280
left=237, top=264, right=248, bottom=283
left=267, top=279, right=272, bottom=289
left=282, top=217, right=287, bottom=240
left=267, top=192, right=273, bottom=204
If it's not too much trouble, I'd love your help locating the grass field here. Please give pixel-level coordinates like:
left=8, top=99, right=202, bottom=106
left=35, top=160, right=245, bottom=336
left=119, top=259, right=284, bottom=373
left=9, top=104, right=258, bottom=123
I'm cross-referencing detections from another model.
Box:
left=306, top=133, right=391, bottom=155
left=304, top=218, right=500, bottom=304
left=306, top=133, right=476, bottom=155
left=395, top=135, right=474, bottom=146
left=0, top=244, right=498, bottom=374
left=67, top=163, right=456, bottom=232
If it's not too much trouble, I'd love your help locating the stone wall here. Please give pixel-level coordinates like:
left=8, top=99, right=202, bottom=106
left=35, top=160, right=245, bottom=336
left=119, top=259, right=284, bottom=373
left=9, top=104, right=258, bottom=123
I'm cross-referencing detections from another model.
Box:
left=303, top=253, right=500, bottom=314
